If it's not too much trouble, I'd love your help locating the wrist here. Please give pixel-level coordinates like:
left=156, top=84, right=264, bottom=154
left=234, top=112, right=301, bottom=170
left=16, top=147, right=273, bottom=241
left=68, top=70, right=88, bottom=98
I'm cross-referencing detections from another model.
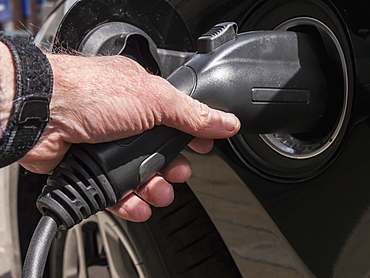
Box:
left=0, top=34, right=53, bottom=167
left=0, top=42, right=16, bottom=132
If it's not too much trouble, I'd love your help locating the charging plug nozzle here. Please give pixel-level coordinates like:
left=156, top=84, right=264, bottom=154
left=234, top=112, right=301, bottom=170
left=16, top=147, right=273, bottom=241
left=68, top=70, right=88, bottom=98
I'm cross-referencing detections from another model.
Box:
left=36, top=22, right=327, bottom=230
left=24, top=22, right=328, bottom=278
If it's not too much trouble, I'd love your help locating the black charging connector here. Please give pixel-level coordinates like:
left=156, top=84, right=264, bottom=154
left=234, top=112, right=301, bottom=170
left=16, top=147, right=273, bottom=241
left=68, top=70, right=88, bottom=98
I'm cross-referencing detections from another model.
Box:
left=22, top=128, right=193, bottom=278
left=22, top=23, right=328, bottom=278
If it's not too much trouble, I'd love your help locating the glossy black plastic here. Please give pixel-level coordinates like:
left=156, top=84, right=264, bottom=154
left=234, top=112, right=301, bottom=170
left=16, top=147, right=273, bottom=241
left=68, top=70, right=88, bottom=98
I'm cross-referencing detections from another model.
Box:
left=84, top=26, right=328, bottom=196
left=38, top=25, right=327, bottom=227
left=169, top=29, right=327, bottom=134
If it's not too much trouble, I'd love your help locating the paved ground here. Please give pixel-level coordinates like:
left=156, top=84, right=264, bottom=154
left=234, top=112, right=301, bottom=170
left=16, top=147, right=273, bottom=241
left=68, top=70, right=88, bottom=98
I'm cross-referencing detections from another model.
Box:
left=0, top=165, right=22, bottom=278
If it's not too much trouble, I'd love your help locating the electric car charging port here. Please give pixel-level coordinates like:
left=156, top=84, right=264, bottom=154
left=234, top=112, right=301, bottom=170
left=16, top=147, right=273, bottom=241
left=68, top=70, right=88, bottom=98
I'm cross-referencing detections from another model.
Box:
left=230, top=15, right=352, bottom=182
left=266, top=18, right=348, bottom=159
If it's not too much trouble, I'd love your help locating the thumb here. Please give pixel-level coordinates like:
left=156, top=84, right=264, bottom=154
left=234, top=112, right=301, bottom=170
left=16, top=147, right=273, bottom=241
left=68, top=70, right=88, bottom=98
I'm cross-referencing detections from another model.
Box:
left=160, top=91, right=240, bottom=139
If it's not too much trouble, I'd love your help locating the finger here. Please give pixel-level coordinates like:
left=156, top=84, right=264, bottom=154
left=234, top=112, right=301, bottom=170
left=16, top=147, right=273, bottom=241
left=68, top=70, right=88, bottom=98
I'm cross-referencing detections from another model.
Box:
left=188, top=138, right=214, bottom=154
left=107, top=193, right=152, bottom=222
left=18, top=136, right=71, bottom=174
left=160, top=89, right=241, bottom=139
left=160, top=153, right=192, bottom=183
left=135, top=175, right=174, bottom=207
left=108, top=175, right=175, bottom=222
left=19, top=159, right=60, bottom=174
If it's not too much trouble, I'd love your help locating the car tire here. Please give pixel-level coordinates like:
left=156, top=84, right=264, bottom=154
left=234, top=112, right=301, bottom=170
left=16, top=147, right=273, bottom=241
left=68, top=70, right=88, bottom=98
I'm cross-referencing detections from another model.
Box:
left=48, top=183, right=241, bottom=278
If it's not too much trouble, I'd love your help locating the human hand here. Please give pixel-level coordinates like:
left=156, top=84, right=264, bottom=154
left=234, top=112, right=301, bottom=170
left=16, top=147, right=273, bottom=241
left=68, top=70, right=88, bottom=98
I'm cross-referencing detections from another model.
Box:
left=18, top=54, right=240, bottom=221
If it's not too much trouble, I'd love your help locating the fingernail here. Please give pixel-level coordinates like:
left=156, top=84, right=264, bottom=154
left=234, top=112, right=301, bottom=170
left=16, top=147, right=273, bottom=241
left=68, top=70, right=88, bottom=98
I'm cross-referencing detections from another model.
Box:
left=223, top=114, right=240, bottom=132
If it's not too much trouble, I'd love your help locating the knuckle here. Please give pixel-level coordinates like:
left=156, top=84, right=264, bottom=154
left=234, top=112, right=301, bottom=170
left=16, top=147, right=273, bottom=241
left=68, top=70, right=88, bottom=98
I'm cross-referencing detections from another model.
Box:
left=194, top=102, right=211, bottom=130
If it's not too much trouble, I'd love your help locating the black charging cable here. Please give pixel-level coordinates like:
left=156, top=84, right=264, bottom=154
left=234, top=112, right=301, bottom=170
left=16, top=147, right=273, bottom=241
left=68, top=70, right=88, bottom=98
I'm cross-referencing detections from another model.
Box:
left=22, top=212, right=59, bottom=277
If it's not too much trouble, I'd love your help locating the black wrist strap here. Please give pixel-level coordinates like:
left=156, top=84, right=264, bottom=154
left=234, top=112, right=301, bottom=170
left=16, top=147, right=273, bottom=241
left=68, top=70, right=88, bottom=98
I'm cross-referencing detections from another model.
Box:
left=0, top=33, right=53, bottom=167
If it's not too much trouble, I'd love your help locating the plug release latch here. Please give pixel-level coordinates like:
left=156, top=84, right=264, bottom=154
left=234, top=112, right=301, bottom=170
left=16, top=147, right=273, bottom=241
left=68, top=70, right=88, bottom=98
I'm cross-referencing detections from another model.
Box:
left=197, top=22, right=238, bottom=53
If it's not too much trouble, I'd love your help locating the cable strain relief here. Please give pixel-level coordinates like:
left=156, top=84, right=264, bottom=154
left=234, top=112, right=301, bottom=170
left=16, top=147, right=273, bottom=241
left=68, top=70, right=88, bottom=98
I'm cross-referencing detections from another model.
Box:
left=36, top=146, right=118, bottom=230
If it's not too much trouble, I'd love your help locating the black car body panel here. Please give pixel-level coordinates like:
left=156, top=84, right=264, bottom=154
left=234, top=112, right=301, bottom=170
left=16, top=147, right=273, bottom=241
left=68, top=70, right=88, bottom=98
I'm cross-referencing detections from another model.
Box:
left=166, top=0, right=370, bottom=277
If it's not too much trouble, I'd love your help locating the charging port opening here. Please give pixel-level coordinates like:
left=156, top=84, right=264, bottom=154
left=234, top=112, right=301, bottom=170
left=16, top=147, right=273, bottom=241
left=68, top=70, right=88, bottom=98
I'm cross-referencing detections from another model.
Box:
left=230, top=16, right=351, bottom=181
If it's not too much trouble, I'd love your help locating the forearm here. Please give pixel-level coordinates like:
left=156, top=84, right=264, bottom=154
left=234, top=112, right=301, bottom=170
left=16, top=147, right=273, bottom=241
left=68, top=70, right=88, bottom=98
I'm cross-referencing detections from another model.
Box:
left=0, top=42, right=16, bottom=132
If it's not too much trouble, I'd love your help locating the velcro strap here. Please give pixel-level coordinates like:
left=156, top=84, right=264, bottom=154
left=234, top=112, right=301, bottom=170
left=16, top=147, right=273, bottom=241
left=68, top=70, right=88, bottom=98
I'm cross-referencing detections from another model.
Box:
left=0, top=33, right=53, bottom=167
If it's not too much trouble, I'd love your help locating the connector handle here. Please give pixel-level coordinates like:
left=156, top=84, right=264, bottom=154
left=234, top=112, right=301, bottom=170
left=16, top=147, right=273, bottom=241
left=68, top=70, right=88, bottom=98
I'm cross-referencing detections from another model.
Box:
left=39, top=25, right=328, bottom=230
left=77, top=126, right=193, bottom=200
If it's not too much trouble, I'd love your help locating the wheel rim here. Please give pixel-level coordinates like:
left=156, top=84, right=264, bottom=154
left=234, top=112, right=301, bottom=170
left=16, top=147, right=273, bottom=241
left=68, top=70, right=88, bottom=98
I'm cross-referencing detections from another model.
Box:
left=62, top=212, right=146, bottom=278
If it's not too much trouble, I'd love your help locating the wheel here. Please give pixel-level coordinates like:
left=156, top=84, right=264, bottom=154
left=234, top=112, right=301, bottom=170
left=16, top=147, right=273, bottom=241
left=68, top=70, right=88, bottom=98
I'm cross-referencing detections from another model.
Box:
left=49, top=212, right=162, bottom=278
left=48, top=184, right=241, bottom=278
